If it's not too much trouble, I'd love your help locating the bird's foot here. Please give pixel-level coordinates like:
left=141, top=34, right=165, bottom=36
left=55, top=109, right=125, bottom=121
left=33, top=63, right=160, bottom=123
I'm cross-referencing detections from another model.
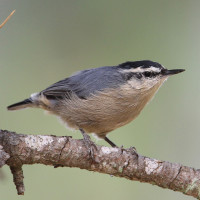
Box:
left=128, top=146, right=137, bottom=154
left=79, top=129, right=98, bottom=161
left=120, top=145, right=137, bottom=155
left=83, top=135, right=97, bottom=161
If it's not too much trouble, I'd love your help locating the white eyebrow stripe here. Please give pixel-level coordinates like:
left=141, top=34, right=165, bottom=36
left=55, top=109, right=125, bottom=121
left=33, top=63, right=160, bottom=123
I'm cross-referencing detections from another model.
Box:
left=120, top=66, right=161, bottom=73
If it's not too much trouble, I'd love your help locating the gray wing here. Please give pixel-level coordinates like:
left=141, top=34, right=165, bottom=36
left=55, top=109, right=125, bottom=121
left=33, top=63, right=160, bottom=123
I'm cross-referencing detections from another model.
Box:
left=41, top=66, right=126, bottom=100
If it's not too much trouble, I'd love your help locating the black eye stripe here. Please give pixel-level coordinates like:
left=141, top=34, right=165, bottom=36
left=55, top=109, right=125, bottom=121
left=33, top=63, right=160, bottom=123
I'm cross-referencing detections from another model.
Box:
left=135, top=73, right=142, bottom=79
left=124, top=72, right=134, bottom=80
left=144, top=71, right=152, bottom=77
left=124, top=72, right=142, bottom=80
left=123, top=71, right=160, bottom=81
left=124, top=71, right=160, bottom=81
left=143, top=71, right=159, bottom=78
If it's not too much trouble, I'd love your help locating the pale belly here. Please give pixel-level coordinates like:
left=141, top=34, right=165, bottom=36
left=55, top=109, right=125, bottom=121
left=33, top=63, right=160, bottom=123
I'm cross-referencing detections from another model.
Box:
left=50, top=83, right=161, bottom=138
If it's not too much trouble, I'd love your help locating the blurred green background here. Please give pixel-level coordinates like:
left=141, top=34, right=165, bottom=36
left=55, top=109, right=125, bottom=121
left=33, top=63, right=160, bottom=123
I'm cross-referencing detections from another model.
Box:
left=0, top=0, right=199, bottom=199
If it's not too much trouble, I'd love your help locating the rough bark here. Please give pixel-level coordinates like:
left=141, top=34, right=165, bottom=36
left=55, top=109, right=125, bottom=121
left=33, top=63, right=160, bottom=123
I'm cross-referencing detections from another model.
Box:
left=0, top=129, right=200, bottom=199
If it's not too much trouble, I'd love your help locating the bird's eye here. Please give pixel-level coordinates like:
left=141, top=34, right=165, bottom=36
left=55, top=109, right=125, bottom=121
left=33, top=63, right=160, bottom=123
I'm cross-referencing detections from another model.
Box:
left=144, top=71, right=152, bottom=77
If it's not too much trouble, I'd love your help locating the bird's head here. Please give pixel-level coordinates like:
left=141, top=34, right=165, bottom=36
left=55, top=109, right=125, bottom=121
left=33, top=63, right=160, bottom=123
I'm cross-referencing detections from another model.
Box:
left=118, top=60, right=185, bottom=90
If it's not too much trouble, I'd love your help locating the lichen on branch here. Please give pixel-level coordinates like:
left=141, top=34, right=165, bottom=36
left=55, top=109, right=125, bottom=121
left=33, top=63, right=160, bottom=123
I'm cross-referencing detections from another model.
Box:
left=0, top=129, right=200, bottom=199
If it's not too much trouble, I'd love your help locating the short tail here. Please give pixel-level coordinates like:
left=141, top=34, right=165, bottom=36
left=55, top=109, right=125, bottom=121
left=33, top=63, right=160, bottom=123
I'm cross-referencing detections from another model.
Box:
left=7, top=98, right=33, bottom=111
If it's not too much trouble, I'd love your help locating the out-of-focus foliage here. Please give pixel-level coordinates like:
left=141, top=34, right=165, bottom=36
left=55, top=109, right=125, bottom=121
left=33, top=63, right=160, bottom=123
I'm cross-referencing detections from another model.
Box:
left=0, top=1, right=199, bottom=199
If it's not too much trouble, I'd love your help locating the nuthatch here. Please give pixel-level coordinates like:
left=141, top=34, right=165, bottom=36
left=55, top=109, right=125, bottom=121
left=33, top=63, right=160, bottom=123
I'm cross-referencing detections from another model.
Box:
left=7, top=60, right=185, bottom=148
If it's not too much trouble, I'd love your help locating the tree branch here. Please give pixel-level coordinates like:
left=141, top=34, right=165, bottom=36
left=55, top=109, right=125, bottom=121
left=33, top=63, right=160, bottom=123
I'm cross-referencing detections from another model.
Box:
left=0, top=10, right=15, bottom=29
left=0, top=129, right=199, bottom=199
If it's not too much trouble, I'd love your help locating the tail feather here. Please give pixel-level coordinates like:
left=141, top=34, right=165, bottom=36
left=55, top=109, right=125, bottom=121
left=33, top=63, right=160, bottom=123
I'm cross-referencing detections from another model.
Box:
left=7, top=98, right=33, bottom=111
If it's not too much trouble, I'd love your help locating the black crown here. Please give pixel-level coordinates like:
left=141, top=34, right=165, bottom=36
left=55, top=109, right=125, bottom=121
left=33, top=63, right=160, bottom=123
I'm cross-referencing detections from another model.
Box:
left=118, top=60, right=163, bottom=69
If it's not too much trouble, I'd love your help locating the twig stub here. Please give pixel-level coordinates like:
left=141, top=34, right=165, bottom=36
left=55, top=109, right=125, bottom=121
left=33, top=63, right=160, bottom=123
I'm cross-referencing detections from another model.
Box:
left=0, top=10, right=15, bottom=29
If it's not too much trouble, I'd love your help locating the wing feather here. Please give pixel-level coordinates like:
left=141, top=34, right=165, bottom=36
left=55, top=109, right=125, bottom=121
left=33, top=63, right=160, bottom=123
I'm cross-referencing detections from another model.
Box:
left=41, top=66, right=125, bottom=100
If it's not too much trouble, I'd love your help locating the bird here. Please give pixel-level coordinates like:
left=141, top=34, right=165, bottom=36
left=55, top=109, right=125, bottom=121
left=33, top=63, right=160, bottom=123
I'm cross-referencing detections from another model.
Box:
left=7, top=60, right=185, bottom=149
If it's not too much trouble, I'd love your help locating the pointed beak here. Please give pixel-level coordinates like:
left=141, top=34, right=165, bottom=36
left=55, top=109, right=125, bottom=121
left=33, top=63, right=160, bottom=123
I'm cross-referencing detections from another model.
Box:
left=162, top=69, right=185, bottom=76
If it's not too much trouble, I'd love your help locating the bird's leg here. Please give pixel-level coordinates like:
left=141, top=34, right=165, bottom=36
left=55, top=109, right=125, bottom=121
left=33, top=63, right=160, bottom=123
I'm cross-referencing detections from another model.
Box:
left=104, top=137, right=137, bottom=155
left=104, top=136, right=137, bottom=156
left=79, top=128, right=97, bottom=160
left=104, top=136, right=117, bottom=147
